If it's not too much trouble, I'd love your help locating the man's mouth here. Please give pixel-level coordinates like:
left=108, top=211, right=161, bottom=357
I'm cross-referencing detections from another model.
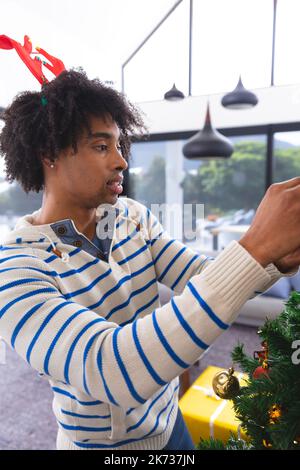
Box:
left=106, top=176, right=123, bottom=195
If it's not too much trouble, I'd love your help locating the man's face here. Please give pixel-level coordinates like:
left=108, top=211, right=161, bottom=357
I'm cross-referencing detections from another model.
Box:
left=52, top=114, right=128, bottom=208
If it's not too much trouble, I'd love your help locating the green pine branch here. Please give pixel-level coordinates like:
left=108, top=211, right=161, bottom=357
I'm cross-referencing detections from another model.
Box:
left=197, top=433, right=254, bottom=450
left=197, top=290, right=300, bottom=450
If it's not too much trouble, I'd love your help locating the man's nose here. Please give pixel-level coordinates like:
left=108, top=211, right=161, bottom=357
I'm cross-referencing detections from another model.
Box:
left=113, top=147, right=128, bottom=171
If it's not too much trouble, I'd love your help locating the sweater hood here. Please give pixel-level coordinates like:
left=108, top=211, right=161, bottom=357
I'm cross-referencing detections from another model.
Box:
left=0, top=197, right=132, bottom=257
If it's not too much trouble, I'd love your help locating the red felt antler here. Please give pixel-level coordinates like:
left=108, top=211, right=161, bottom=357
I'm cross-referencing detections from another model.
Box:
left=0, top=34, right=66, bottom=85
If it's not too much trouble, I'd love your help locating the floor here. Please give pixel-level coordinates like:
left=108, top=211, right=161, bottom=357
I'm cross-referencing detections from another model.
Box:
left=0, top=323, right=262, bottom=450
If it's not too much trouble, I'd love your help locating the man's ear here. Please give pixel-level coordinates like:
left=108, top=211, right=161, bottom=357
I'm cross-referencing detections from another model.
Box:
left=41, top=157, right=56, bottom=169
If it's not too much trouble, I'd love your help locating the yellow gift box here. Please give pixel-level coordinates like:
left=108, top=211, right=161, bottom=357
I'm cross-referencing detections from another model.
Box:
left=179, top=365, right=248, bottom=444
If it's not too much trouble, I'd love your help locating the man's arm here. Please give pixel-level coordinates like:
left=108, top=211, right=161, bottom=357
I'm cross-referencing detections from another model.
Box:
left=0, top=244, right=271, bottom=409
left=145, top=207, right=285, bottom=297
left=145, top=208, right=213, bottom=294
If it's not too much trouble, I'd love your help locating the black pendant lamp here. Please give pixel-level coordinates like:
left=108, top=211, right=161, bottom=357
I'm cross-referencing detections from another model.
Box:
left=164, top=83, right=185, bottom=101
left=221, top=76, right=258, bottom=109
left=183, top=103, right=234, bottom=160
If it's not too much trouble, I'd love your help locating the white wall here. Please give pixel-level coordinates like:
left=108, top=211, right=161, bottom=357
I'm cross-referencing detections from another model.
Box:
left=137, top=84, right=300, bottom=134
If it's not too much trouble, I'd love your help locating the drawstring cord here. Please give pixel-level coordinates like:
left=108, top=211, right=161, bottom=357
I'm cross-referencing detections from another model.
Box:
left=39, top=231, right=70, bottom=263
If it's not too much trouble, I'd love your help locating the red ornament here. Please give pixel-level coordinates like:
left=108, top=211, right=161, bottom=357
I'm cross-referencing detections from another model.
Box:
left=253, top=341, right=270, bottom=378
left=253, top=364, right=270, bottom=379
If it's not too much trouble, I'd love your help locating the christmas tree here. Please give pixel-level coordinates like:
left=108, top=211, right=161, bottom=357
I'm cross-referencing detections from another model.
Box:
left=197, top=291, right=300, bottom=450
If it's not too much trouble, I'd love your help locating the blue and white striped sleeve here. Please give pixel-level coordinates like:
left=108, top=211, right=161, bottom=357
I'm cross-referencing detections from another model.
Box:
left=145, top=208, right=214, bottom=294
left=145, top=207, right=285, bottom=298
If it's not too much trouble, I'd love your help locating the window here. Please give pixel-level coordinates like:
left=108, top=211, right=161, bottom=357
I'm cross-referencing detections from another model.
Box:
left=129, top=139, right=184, bottom=239
left=123, top=0, right=189, bottom=102
left=273, top=131, right=300, bottom=182
left=192, top=0, right=273, bottom=96
left=129, top=133, right=270, bottom=250
left=0, top=120, right=43, bottom=239
left=274, top=0, right=300, bottom=86
left=181, top=134, right=267, bottom=250
left=129, top=141, right=167, bottom=206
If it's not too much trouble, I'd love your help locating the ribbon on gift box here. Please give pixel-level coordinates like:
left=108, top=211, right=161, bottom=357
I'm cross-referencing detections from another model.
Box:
left=191, top=371, right=244, bottom=438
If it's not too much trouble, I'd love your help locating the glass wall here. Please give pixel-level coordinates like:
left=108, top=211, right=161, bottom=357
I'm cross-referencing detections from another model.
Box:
left=274, top=0, right=300, bottom=86
left=181, top=134, right=267, bottom=250
left=273, top=131, right=300, bottom=182
left=129, top=141, right=167, bottom=206
left=0, top=120, right=43, bottom=239
left=1, top=125, right=298, bottom=250
left=129, top=139, right=184, bottom=239
left=129, top=133, right=268, bottom=251
left=192, top=0, right=273, bottom=96
left=123, top=0, right=189, bottom=103
left=123, top=0, right=300, bottom=100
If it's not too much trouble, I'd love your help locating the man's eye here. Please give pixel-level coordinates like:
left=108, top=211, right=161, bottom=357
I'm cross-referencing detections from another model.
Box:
left=96, top=145, right=108, bottom=152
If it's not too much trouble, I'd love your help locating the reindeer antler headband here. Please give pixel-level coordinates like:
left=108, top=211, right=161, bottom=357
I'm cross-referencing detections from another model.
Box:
left=0, top=34, right=66, bottom=85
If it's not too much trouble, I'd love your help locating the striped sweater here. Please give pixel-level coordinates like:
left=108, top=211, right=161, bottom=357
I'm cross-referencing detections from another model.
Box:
left=0, top=197, right=283, bottom=450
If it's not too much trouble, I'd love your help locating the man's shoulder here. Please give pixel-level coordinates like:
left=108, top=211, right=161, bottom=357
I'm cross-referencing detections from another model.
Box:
left=1, top=243, right=33, bottom=255
left=117, top=197, right=148, bottom=220
left=0, top=243, right=46, bottom=267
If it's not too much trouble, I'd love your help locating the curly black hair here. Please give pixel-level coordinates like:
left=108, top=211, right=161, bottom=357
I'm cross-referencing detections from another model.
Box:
left=0, top=68, right=147, bottom=193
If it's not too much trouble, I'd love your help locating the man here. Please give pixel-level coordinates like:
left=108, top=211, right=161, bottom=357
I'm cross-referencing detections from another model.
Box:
left=0, top=69, right=300, bottom=450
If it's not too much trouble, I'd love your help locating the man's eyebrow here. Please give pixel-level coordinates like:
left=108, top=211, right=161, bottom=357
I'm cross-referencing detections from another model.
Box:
left=87, top=132, right=120, bottom=141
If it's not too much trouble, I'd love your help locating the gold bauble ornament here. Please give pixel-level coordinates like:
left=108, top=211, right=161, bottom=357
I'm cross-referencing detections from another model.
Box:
left=212, top=367, right=240, bottom=399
